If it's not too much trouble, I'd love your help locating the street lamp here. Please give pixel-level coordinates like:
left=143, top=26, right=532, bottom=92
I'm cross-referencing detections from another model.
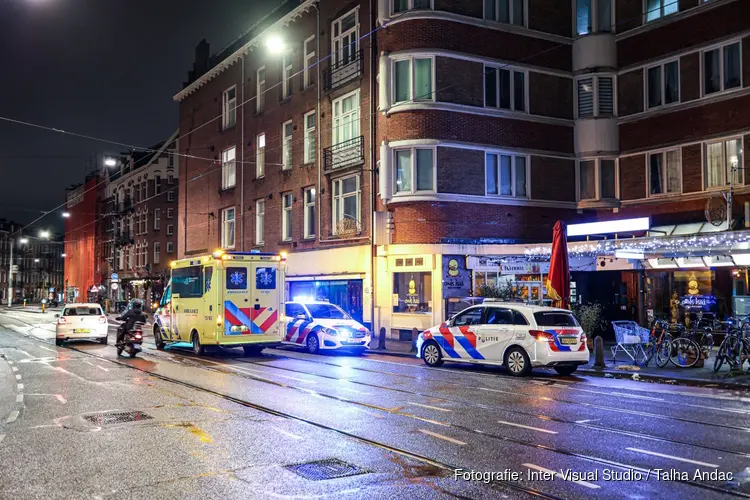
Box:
left=61, top=253, right=67, bottom=257
left=62, top=212, right=70, bottom=218
left=39, top=230, right=50, bottom=239
left=34, top=259, right=40, bottom=263
left=104, top=157, right=117, bottom=167
left=266, top=34, right=286, bottom=54
left=19, top=238, right=28, bottom=245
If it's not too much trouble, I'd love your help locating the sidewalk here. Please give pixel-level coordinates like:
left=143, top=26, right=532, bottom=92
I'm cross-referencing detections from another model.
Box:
left=367, top=337, right=416, bottom=358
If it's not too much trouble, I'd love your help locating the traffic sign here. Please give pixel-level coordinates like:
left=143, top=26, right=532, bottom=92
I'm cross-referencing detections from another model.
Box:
left=111, top=273, right=119, bottom=281
left=90, top=286, right=98, bottom=293
left=111, top=283, right=119, bottom=291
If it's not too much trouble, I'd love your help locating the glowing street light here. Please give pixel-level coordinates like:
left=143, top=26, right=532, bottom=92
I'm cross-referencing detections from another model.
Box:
left=266, top=34, right=286, bottom=54
left=62, top=212, right=70, bottom=218
left=61, top=253, right=67, bottom=257
left=39, top=230, right=50, bottom=239
left=104, top=157, right=117, bottom=167
left=19, top=238, right=29, bottom=245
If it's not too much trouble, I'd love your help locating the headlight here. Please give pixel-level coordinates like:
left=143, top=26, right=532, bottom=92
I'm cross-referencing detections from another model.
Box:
left=322, top=327, right=337, bottom=336
left=338, top=329, right=351, bottom=338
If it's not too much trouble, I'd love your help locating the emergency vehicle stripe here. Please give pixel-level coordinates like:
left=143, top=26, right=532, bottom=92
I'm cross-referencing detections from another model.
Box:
left=259, top=310, right=278, bottom=333
left=458, top=327, right=478, bottom=348
left=545, top=329, right=572, bottom=352
left=454, top=335, right=485, bottom=360
left=225, top=301, right=263, bottom=334
left=437, top=327, right=461, bottom=358
left=287, top=320, right=303, bottom=342
left=297, top=323, right=315, bottom=344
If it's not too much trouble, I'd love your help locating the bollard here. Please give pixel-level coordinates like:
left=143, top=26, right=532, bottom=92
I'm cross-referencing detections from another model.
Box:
left=410, top=327, right=418, bottom=353
left=23, top=299, right=26, bottom=308
left=594, top=336, right=606, bottom=368
left=378, top=327, right=386, bottom=350
left=41, top=303, right=45, bottom=313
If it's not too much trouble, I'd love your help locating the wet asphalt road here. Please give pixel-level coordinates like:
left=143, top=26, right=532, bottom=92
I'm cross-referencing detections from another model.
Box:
left=1, top=309, right=750, bottom=499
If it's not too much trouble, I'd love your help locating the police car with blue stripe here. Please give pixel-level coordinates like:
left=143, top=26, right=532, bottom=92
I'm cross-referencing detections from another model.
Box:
left=417, top=301, right=589, bottom=376
left=283, top=299, right=371, bottom=355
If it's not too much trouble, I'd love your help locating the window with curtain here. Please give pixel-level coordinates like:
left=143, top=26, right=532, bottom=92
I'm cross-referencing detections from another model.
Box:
left=576, top=0, right=611, bottom=35
left=485, top=153, right=527, bottom=197
left=394, top=148, right=434, bottom=194
left=393, top=57, right=433, bottom=104
left=704, top=42, right=741, bottom=95
left=704, top=138, right=743, bottom=188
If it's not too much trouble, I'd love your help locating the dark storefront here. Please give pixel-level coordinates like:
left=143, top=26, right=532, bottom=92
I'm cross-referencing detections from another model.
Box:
left=288, top=279, right=364, bottom=326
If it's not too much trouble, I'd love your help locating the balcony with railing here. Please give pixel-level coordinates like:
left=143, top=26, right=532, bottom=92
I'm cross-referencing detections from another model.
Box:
left=115, top=231, right=133, bottom=247
left=324, top=136, right=365, bottom=172
left=323, top=49, right=363, bottom=92
left=119, top=197, right=134, bottom=215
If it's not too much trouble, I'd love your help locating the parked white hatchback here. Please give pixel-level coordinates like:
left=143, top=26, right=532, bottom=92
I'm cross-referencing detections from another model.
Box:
left=417, top=301, right=589, bottom=376
left=55, top=303, right=109, bottom=346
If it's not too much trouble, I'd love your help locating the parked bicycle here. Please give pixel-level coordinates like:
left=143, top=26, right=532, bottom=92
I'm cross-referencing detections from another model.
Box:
left=644, top=319, right=672, bottom=368
left=713, top=318, right=750, bottom=372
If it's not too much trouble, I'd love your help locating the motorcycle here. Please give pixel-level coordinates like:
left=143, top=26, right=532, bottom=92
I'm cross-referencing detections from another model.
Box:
left=117, top=321, right=144, bottom=358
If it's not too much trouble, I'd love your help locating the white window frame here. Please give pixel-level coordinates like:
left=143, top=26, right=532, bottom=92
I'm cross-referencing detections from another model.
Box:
left=256, top=66, right=266, bottom=113
left=303, top=187, right=316, bottom=239
left=155, top=176, right=162, bottom=194
left=576, top=158, right=619, bottom=201
left=153, top=242, right=161, bottom=264
left=221, top=146, right=237, bottom=189
left=304, top=35, right=315, bottom=88
left=166, top=224, right=174, bottom=236
left=167, top=190, right=175, bottom=202
left=392, top=146, right=437, bottom=195
left=484, top=152, right=530, bottom=198
left=392, top=0, right=434, bottom=14
left=167, top=174, right=174, bottom=185
left=282, top=54, right=292, bottom=99
left=391, top=55, right=435, bottom=105
left=255, top=200, right=265, bottom=245
left=575, top=74, right=616, bottom=118
left=222, top=85, right=237, bottom=129
left=483, top=0, right=527, bottom=27
left=644, top=59, right=680, bottom=110
left=703, top=136, right=744, bottom=190
left=303, top=110, right=316, bottom=164
left=282, top=120, right=293, bottom=170
left=154, top=208, right=161, bottom=230
left=644, top=0, right=678, bottom=23
left=647, top=148, right=682, bottom=197
left=221, top=207, right=236, bottom=249
left=256, top=133, right=266, bottom=178
left=700, top=40, right=743, bottom=98
left=575, top=0, right=615, bottom=35
left=483, top=65, right=528, bottom=112
left=282, top=193, right=293, bottom=242
left=142, top=242, right=148, bottom=268
left=331, top=7, right=359, bottom=67
left=166, top=242, right=174, bottom=254
left=167, top=208, right=174, bottom=219
left=332, top=89, right=361, bottom=146
left=332, top=174, right=361, bottom=235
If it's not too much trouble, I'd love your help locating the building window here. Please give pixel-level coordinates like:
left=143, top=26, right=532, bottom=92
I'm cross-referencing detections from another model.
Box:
left=155, top=176, right=162, bottom=194
left=282, top=121, right=293, bottom=170
left=485, top=153, right=528, bottom=198
left=256, top=67, right=266, bottom=113
left=578, top=159, right=617, bottom=200
left=483, top=0, right=525, bottom=26
left=221, top=146, right=236, bottom=189
left=166, top=208, right=174, bottom=219
left=282, top=193, right=293, bottom=242
left=332, top=175, right=360, bottom=235
left=167, top=242, right=174, bottom=253
left=576, top=0, right=613, bottom=35
left=394, top=148, right=435, bottom=194
left=576, top=76, right=614, bottom=118
left=142, top=243, right=148, bottom=268
left=705, top=138, right=743, bottom=188
left=166, top=225, right=174, bottom=236
left=331, top=8, right=358, bottom=68
left=167, top=174, right=174, bottom=185
left=332, top=90, right=360, bottom=145
left=645, top=0, right=678, bottom=23
left=221, top=207, right=235, bottom=249
left=304, top=187, right=316, bottom=239
left=304, top=110, right=316, bottom=164
left=648, top=149, right=681, bottom=196
left=646, top=60, right=679, bottom=109
left=256, top=133, right=266, bottom=178
left=304, top=35, right=316, bottom=88
left=484, top=66, right=526, bottom=112
left=154, top=242, right=160, bottom=264
left=222, top=86, right=237, bottom=129
left=154, top=208, right=161, bottom=230
left=167, top=191, right=175, bottom=202
left=393, top=56, right=433, bottom=104
left=255, top=200, right=265, bottom=245
left=282, top=54, right=292, bottom=99
left=393, top=0, right=432, bottom=13
left=393, top=272, right=432, bottom=314
left=703, top=42, right=741, bottom=96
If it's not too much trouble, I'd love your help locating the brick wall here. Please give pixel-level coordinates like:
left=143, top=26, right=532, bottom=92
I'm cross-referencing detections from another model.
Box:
left=436, top=147, right=485, bottom=195
left=620, top=154, right=646, bottom=201
left=681, top=143, right=703, bottom=193
left=528, top=0, right=572, bottom=37
left=618, top=69, right=643, bottom=117
left=433, top=0, right=482, bottom=18
left=529, top=72, right=573, bottom=119
left=616, top=0, right=642, bottom=34
left=680, top=52, right=700, bottom=103
left=530, top=156, right=576, bottom=201
left=435, top=57, right=483, bottom=107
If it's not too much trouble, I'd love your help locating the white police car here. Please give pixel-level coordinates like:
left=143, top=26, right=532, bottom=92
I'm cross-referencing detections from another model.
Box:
left=283, top=300, right=371, bottom=354
left=417, top=301, right=589, bottom=376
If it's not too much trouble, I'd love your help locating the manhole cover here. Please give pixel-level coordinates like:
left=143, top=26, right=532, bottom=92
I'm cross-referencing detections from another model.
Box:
left=285, top=458, right=367, bottom=481
left=83, top=411, right=153, bottom=426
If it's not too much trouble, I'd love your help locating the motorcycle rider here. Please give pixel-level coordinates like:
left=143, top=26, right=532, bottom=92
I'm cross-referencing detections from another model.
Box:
left=116, top=300, right=146, bottom=346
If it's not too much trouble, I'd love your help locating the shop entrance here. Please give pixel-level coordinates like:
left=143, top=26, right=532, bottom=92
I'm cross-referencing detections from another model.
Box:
left=288, top=279, right=364, bottom=326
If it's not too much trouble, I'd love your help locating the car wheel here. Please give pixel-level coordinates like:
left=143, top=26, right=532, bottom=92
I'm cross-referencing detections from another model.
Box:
left=55, top=339, right=64, bottom=347
left=422, top=341, right=444, bottom=367
left=154, top=326, right=165, bottom=351
left=243, top=345, right=263, bottom=356
left=306, top=334, right=320, bottom=354
left=192, top=331, right=204, bottom=356
left=553, top=365, right=578, bottom=376
left=504, top=346, right=532, bottom=377
left=99, top=334, right=108, bottom=345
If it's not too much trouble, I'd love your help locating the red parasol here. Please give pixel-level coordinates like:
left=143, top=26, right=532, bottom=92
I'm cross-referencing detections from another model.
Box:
left=546, top=221, right=570, bottom=309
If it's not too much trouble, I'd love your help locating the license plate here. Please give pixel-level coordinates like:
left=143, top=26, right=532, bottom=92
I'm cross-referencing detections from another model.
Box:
left=560, top=337, right=577, bottom=345
left=342, top=340, right=365, bottom=345
left=73, top=329, right=90, bottom=333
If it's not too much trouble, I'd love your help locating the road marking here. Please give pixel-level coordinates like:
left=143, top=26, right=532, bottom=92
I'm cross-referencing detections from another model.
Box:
left=575, top=419, right=598, bottom=424
left=16, top=394, right=23, bottom=403
left=408, top=402, right=452, bottom=412
left=37, top=345, right=57, bottom=353
left=418, top=429, right=467, bottom=446
left=6, top=411, right=19, bottom=424
left=272, top=427, right=303, bottom=440
left=15, top=374, right=21, bottom=380
left=11, top=367, right=17, bottom=372
left=497, top=420, right=558, bottom=435
left=84, top=361, right=110, bottom=372
left=228, top=364, right=314, bottom=384
left=625, top=448, right=719, bottom=468
left=523, top=463, right=600, bottom=490
left=55, top=395, right=67, bottom=404
left=338, top=386, right=372, bottom=395
left=17, top=384, right=23, bottom=391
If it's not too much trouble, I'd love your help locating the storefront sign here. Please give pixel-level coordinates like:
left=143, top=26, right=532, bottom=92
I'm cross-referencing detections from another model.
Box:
left=680, top=294, right=717, bottom=311
left=442, top=255, right=471, bottom=298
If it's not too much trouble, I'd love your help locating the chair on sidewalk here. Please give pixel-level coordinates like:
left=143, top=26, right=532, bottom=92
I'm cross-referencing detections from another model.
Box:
left=611, top=320, right=650, bottom=365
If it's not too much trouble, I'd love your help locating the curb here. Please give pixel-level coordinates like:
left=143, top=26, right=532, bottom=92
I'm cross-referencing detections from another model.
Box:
left=367, top=348, right=416, bottom=359
left=578, top=366, right=750, bottom=390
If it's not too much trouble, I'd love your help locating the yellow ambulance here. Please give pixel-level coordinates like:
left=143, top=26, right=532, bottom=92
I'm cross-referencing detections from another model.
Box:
left=153, top=250, right=285, bottom=356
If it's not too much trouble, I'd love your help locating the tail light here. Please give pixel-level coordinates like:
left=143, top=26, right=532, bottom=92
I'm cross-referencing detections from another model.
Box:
left=423, top=331, right=433, bottom=340
left=134, top=333, right=143, bottom=340
left=98, top=316, right=107, bottom=324
left=580, top=333, right=587, bottom=343
left=529, top=330, right=555, bottom=342
left=57, top=317, right=67, bottom=325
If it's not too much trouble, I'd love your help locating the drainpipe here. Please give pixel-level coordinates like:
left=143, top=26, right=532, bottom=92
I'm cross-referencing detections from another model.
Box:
left=369, top=0, right=376, bottom=331
left=315, top=3, right=323, bottom=244
left=240, top=56, right=246, bottom=251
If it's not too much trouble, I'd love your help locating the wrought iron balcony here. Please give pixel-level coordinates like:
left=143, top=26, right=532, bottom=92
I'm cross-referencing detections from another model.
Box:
left=323, top=49, right=363, bottom=92
left=324, top=136, right=365, bottom=172
left=115, top=231, right=133, bottom=247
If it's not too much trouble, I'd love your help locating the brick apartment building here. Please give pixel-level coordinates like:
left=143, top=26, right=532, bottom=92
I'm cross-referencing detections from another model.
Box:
left=104, top=132, right=179, bottom=310
left=176, top=0, right=750, bottom=336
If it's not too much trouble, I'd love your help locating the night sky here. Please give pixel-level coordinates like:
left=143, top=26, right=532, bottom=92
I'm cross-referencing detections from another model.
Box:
left=0, top=0, right=278, bottom=231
